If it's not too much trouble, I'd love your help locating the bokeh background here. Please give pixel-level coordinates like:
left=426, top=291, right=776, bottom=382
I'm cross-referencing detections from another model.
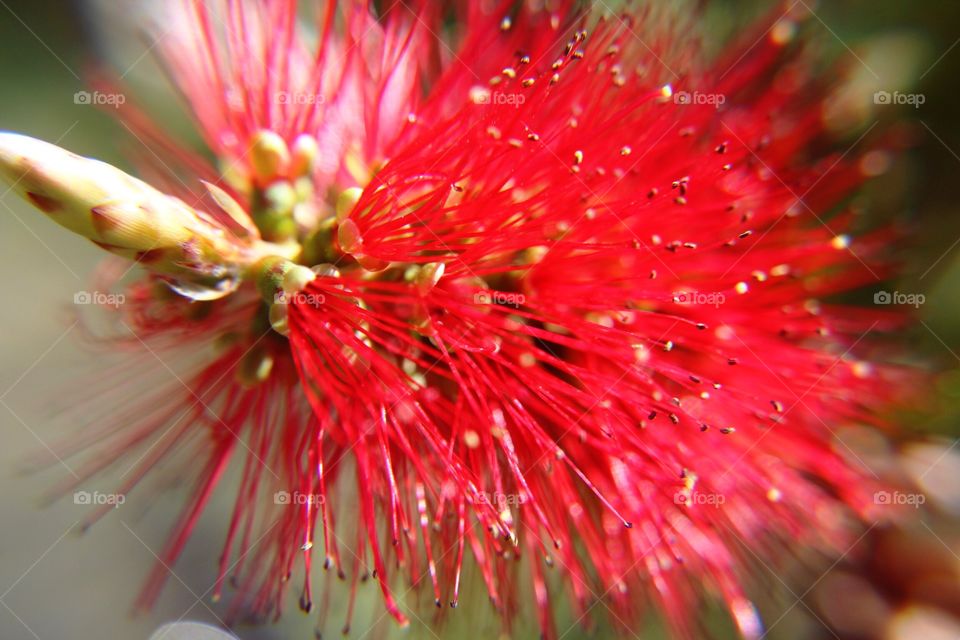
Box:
left=1, top=1, right=960, bottom=638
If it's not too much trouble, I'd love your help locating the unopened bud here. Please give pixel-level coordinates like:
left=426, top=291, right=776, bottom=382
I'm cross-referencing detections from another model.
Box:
left=335, top=187, right=363, bottom=222
left=254, top=181, right=297, bottom=242
left=290, top=134, right=319, bottom=178
left=251, top=256, right=318, bottom=338
left=252, top=256, right=315, bottom=302
left=282, top=264, right=317, bottom=295
left=0, top=132, right=250, bottom=294
left=249, top=130, right=290, bottom=183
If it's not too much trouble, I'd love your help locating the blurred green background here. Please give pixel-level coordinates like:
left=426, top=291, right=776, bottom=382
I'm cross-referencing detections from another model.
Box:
left=1, top=1, right=960, bottom=639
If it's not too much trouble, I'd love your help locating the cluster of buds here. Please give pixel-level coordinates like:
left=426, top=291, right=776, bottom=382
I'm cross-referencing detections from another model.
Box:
left=240, top=131, right=320, bottom=243
left=0, top=132, right=326, bottom=302
left=0, top=128, right=370, bottom=326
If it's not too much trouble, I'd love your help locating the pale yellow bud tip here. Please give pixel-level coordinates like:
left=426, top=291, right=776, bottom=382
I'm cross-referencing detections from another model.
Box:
left=0, top=131, right=254, bottom=296
left=335, top=186, right=363, bottom=222
left=290, top=134, right=319, bottom=178
left=0, top=131, right=195, bottom=250
left=281, top=264, right=317, bottom=295
left=250, top=130, right=290, bottom=183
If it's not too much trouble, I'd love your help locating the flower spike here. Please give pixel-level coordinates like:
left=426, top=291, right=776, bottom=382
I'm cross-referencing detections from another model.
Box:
left=3, top=2, right=920, bottom=639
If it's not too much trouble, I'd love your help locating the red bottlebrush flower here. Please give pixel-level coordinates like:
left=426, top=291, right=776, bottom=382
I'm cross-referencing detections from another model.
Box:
left=0, top=1, right=913, bottom=638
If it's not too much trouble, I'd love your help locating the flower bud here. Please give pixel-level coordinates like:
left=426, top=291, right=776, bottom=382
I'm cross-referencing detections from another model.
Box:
left=290, top=134, right=319, bottom=178
left=249, top=130, right=290, bottom=184
left=0, top=132, right=250, bottom=294
left=335, top=187, right=363, bottom=222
